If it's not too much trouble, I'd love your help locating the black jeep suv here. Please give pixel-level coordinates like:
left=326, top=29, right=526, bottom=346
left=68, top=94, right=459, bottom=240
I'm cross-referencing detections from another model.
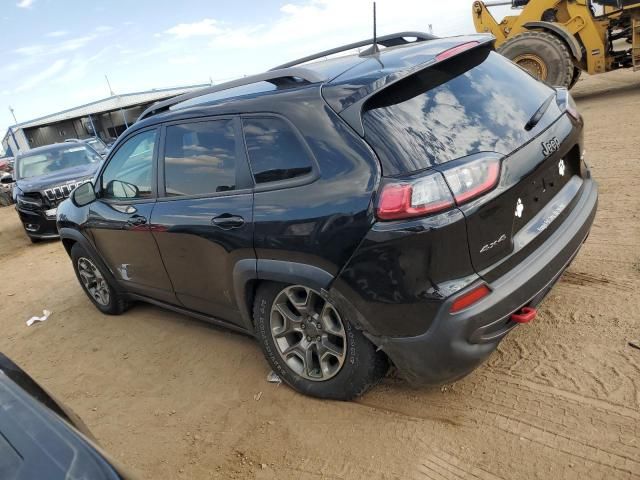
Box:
left=57, top=32, right=597, bottom=400
left=9, top=143, right=102, bottom=242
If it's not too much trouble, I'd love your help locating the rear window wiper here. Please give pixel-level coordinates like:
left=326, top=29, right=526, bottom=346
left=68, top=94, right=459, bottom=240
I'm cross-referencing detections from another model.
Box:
left=525, top=93, right=555, bottom=131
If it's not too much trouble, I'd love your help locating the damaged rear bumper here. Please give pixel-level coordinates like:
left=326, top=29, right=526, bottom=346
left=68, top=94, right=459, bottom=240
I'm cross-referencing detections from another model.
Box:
left=367, top=178, right=598, bottom=386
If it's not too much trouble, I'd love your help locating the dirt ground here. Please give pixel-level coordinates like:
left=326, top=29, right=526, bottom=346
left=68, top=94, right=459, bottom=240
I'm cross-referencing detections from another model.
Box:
left=1, top=70, right=639, bottom=480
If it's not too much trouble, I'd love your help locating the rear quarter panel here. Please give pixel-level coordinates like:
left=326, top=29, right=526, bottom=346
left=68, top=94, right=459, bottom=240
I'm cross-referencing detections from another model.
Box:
left=251, top=89, right=381, bottom=277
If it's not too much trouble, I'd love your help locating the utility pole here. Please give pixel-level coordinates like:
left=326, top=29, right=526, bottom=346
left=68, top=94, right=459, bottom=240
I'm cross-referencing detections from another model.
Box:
left=103, top=75, right=127, bottom=131
left=7, top=106, right=20, bottom=153
left=8, top=106, right=17, bottom=124
left=105, top=75, right=115, bottom=96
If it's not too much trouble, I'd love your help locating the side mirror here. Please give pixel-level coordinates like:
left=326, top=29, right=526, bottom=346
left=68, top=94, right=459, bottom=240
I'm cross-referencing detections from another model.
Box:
left=0, top=175, right=14, bottom=184
left=72, top=181, right=96, bottom=207
left=105, top=180, right=139, bottom=199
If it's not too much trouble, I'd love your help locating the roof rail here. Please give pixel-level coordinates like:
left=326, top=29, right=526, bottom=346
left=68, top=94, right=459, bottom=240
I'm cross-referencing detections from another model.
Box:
left=137, top=67, right=325, bottom=122
left=270, top=31, right=437, bottom=70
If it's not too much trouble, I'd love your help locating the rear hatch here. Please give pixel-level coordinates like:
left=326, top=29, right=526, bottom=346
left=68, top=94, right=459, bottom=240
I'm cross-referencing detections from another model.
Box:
left=353, top=43, right=585, bottom=279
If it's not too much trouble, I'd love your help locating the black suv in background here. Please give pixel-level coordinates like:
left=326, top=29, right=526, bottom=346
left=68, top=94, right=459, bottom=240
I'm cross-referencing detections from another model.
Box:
left=58, top=32, right=597, bottom=400
left=7, top=143, right=102, bottom=242
left=65, top=137, right=111, bottom=158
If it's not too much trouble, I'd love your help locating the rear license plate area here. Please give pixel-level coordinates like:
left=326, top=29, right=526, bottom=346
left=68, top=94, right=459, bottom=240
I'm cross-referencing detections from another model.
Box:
left=513, top=155, right=576, bottom=232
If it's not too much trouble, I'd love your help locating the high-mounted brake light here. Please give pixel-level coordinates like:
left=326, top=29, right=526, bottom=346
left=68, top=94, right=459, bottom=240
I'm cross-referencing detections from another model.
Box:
left=450, top=284, right=491, bottom=313
left=442, top=156, right=501, bottom=205
left=436, top=41, right=480, bottom=62
left=376, top=172, right=454, bottom=221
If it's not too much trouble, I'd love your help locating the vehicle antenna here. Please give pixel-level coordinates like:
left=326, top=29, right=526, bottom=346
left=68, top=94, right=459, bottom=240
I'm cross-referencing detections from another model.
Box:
left=372, top=2, right=379, bottom=54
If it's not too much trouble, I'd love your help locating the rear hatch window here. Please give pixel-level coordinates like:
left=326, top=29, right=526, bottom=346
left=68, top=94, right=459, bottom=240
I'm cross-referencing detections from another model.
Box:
left=362, top=48, right=558, bottom=176
left=363, top=45, right=584, bottom=278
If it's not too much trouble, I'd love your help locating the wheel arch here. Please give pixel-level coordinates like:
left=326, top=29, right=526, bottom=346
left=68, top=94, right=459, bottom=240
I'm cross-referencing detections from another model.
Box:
left=523, top=21, right=583, bottom=62
left=59, top=227, right=124, bottom=294
left=61, top=237, right=76, bottom=256
left=233, top=259, right=335, bottom=333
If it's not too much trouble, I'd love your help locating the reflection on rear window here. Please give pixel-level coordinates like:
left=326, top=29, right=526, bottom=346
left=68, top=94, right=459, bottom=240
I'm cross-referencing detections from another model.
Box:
left=363, top=49, right=554, bottom=175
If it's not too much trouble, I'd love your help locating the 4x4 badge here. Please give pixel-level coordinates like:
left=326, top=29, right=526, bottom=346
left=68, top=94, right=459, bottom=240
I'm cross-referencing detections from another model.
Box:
left=515, top=198, right=524, bottom=218
left=558, top=159, right=566, bottom=176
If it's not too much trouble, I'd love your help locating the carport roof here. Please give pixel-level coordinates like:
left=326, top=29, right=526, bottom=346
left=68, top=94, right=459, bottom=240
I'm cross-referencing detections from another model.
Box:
left=14, top=84, right=209, bottom=130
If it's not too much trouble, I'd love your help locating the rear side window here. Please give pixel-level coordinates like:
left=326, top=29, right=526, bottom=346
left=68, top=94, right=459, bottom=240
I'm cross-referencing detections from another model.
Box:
left=163, top=120, right=237, bottom=196
left=242, top=117, right=313, bottom=184
left=362, top=48, right=555, bottom=175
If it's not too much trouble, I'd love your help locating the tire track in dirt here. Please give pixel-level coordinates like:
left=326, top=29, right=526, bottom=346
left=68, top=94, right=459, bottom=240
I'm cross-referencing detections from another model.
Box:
left=490, top=334, right=640, bottom=403
left=415, top=450, right=504, bottom=480
left=360, top=368, right=640, bottom=478
left=559, top=270, right=633, bottom=291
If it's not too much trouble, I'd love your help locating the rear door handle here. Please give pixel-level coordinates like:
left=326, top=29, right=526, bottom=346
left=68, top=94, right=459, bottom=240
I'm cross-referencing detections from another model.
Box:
left=212, top=213, right=245, bottom=229
left=127, top=215, right=147, bottom=227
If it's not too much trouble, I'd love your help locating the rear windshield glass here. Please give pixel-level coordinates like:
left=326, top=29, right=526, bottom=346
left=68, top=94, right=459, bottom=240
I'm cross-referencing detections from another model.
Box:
left=362, top=48, right=555, bottom=175
left=17, top=146, right=101, bottom=179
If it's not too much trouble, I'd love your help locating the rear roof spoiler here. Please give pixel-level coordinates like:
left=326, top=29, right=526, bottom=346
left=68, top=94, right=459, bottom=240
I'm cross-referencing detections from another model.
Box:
left=270, top=31, right=437, bottom=70
left=338, top=35, right=495, bottom=137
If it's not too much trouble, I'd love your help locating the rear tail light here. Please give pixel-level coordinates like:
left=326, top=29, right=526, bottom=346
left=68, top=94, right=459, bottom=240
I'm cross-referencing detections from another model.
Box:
left=436, top=41, right=480, bottom=62
left=376, top=156, right=501, bottom=222
left=441, top=156, right=501, bottom=205
left=376, top=172, right=454, bottom=221
left=450, top=284, right=491, bottom=313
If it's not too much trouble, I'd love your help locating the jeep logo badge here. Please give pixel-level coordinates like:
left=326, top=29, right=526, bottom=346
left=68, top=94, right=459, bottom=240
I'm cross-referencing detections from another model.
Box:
left=542, top=137, right=560, bottom=157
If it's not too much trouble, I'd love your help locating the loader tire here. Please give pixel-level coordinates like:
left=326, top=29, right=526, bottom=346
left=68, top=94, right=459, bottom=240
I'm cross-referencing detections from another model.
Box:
left=498, top=30, right=574, bottom=88
left=568, top=67, right=582, bottom=89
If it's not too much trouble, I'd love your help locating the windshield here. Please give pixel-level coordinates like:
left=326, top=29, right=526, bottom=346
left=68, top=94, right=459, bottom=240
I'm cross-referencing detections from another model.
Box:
left=17, top=146, right=101, bottom=179
left=86, top=138, right=107, bottom=154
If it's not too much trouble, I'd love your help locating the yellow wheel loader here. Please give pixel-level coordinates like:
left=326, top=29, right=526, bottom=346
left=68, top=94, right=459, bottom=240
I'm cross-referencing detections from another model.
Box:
left=472, top=0, right=640, bottom=87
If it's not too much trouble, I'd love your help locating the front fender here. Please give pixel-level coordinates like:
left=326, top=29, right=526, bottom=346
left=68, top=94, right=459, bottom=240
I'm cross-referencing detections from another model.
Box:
left=58, top=227, right=124, bottom=295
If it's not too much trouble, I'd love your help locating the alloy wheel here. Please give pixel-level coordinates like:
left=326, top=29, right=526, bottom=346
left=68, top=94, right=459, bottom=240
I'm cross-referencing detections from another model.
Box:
left=77, top=257, right=110, bottom=306
left=270, top=285, right=347, bottom=381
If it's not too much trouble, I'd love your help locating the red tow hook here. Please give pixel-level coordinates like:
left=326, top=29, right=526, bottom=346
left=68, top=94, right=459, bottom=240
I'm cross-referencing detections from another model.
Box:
left=510, top=306, right=537, bottom=324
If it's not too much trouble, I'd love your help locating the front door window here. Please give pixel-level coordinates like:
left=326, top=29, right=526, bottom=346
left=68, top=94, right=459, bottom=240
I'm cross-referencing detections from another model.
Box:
left=101, top=130, right=156, bottom=201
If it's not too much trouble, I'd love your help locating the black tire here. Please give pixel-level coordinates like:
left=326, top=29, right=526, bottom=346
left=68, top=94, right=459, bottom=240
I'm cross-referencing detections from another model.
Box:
left=253, top=282, right=389, bottom=400
left=498, top=30, right=574, bottom=88
left=568, top=67, right=582, bottom=89
left=70, top=243, right=129, bottom=315
left=0, top=193, right=11, bottom=207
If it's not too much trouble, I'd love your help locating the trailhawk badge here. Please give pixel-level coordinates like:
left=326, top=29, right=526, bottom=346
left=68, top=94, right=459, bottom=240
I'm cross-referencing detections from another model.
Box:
left=558, top=159, right=566, bottom=176
left=515, top=198, right=524, bottom=218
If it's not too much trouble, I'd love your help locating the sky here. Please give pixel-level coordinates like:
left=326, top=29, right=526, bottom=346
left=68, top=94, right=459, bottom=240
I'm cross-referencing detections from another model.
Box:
left=0, top=0, right=511, bottom=150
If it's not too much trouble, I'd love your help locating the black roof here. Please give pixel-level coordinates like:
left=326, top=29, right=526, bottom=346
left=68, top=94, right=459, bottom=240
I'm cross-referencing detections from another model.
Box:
left=133, top=33, right=494, bottom=136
